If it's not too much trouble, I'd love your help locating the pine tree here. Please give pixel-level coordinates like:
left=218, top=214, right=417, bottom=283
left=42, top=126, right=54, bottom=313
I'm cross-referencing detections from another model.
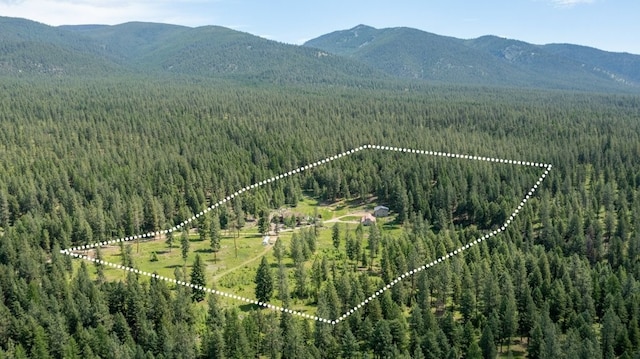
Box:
left=602, top=307, right=621, bottom=359
left=294, top=261, right=307, bottom=299
left=277, top=263, right=290, bottom=305
left=368, top=224, right=380, bottom=269
left=210, top=213, right=221, bottom=262
left=273, top=237, right=285, bottom=264
left=165, top=229, right=174, bottom=253
left=479, top=324, right=496, bottom=359
left=224, top=309, right=250, bottom=359
left=255, top=256, right=273, bottom=303
left=338, top=327, right=357, bottom=359
left=95, top=246, right=105, bottom=284
left=312, top=257, right=323, bottom=302
left=332, top=223, right=340, bottom=249
left=190, top=254, right=206, bottom=302
left=263, top=312, right=283, bottom=359
left=371, top=320, right=394, bottom=359
left=499, top=276, right=517, bottom=351
left=258, top=208, right=270, bottom=235
left=203, top=328, right=225, bottom=359
left=467, top=342, right=483, bottom=359
left=206, top=289, right=224, bottom=329
left=290, top=233, right=304, bottom=264
left=304, top=227, right=317, bottom=254
left=281, top=312, right=308, bottom=359
left=0, top=189, right=10, bottom=228
left=346, top=229, right=356, bottom=261
left=181, top=230, right=190, bottom=263
left=528, top=323, right=544, bottom=359
left=199, top=213, right=211, bottom=242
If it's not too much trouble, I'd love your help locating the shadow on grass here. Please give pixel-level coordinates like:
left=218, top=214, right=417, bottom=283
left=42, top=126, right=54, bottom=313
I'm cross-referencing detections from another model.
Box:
left=239, top=303, right=260, bottom=312
left=269, top=262, right=295, bottom=269
left=382, top=223, right=401, bottom=230
left=165, top=264, right=185, bottom=269
left=195, top=248, right=213, bottom=254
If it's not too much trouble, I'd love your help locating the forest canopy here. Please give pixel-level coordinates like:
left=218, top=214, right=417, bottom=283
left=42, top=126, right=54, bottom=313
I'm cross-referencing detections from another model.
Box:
left=0, top=77, right=639, bottom=358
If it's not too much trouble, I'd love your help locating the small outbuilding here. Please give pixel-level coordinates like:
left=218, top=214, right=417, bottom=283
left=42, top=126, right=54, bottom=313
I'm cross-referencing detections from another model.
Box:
left=262, top=236, right=271, bottom=246
left=373, top=205, right=389, bottom=217
left=361, top=214, right=376, bottom=226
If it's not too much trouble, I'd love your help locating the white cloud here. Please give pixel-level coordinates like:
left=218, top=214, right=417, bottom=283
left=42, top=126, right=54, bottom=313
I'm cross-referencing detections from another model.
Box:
left=549, top=0, right=595, bottom=8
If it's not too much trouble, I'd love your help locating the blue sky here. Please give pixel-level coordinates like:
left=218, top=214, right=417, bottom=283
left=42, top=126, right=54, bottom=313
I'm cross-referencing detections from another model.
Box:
left=1, top=0, right=639, bottom=54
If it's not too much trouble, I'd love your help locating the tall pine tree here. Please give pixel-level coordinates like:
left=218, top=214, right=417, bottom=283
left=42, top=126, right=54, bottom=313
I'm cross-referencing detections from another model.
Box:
left=255, top=256, right=274, bottom=303
left=190, top=254, right=206, bottom=302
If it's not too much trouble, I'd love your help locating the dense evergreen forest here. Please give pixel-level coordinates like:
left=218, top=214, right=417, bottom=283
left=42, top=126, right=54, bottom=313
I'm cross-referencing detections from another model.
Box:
left=1, top=77, right=640, bottom=358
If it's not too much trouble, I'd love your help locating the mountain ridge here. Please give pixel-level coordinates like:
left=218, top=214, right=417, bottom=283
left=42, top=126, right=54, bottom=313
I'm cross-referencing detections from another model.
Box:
left=304, top=24, right=640, bottom=92
left=1, top=16, right=639, bottom=92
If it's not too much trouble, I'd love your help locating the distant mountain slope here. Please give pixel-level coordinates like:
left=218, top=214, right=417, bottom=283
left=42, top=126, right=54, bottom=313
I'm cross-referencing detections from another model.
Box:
left=60, top=22, right=190, bottom=63
left=2, top=16, right=639, bottom=92
left=1, top=16, right=385, bottom=83
left=0, top=17, right=124, bottom=76
left=124, top=25, right=385, bottom=82
left=305, top=25, right=640, bottom=92
left=542, top=43, right=640, bottom=85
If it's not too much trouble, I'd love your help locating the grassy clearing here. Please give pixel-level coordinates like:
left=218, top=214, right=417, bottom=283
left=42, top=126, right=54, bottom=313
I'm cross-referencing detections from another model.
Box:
left=82, top=194, right=401, bottom=316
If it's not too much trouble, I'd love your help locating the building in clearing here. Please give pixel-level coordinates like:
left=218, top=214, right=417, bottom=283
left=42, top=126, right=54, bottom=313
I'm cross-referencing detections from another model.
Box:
left=373, top=205, right=389, bottom=217
left=360, top=214, right=376, bottom=226
left=262, top=236, right=270, bottom=246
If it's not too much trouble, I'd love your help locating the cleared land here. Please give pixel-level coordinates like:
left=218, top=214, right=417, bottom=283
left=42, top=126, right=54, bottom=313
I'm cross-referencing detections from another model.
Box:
left=89, top=195, right=400, bottom=315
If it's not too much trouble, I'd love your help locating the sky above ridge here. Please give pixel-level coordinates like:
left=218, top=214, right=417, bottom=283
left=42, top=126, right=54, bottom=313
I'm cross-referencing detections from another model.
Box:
left=1, top=0, right=638, bottom=54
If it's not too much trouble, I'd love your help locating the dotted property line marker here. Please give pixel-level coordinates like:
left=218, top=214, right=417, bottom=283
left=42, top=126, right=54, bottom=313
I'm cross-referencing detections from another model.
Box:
left=61, top=145, right=552, bottom=325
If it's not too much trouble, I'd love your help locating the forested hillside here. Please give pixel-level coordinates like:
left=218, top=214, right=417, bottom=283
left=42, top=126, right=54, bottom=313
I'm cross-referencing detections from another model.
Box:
left=0, top=76, right=639, bottom=358
left=2, top=16, right=640, bottom=92
left=303, top=24, right=640, bottom=92
left=0, top=16, right=385, bottom=85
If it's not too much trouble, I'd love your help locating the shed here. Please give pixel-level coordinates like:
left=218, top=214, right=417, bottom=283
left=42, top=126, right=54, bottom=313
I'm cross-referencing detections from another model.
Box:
left=262, top=236, right=271, bottom=246
left=361, top=214, right=376, bottom=226
left=373, top=205, right=389, bottom=217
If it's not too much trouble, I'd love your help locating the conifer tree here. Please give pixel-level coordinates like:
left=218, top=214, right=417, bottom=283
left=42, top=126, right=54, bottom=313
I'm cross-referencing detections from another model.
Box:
left=199, top=213, right=211, bottom=243
left=332, top=223, right=340, bottom=250
left=255, top=256, right=273, bottom=303
left=258, top=208, right=270, bottom=235
left=277, top=263, right=290, bottom=305
left=165, top=229, right=174, bottom=253
left=210, top=213, right=221, bottom=262
left=294, top=261, right=306, bottom=299
left=273, top=237, right=285, bottom=264
left=190, top=254, right=206, bottom=302
left=479, top=324, right=497, bottom=359
left=181, top=230, right=190, bottom=263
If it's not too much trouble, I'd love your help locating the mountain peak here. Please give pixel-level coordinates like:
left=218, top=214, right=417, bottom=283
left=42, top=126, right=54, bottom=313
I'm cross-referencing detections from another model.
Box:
left=350, top=24, right=376, bottom=31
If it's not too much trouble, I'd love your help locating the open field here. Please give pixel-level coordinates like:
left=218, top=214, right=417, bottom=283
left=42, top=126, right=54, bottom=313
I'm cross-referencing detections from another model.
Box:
left=84, top=195, right=401, bottom=315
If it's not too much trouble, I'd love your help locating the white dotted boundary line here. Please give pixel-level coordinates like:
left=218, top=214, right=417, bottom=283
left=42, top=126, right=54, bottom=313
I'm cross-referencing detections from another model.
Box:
left=60, top=145, right=551, bottom=325
left=331, top=163, right=552, bottom=325
left=66, top=252, right=322, bottom=321
left=60, top=145, right=549, bottom=253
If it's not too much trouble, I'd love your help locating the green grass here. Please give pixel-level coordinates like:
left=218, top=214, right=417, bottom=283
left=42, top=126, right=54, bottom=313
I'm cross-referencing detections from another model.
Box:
left=84, top=195, right=404, bottom=317
left=98, top=226, right=271, bottom=282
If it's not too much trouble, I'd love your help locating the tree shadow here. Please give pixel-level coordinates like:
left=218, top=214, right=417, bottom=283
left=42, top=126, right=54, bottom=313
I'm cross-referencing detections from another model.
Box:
left=239, top=303, right=260, bottom=312
left=165, top=264, right=185, bottom=269
left=269, top=262, right=295, bottom=269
